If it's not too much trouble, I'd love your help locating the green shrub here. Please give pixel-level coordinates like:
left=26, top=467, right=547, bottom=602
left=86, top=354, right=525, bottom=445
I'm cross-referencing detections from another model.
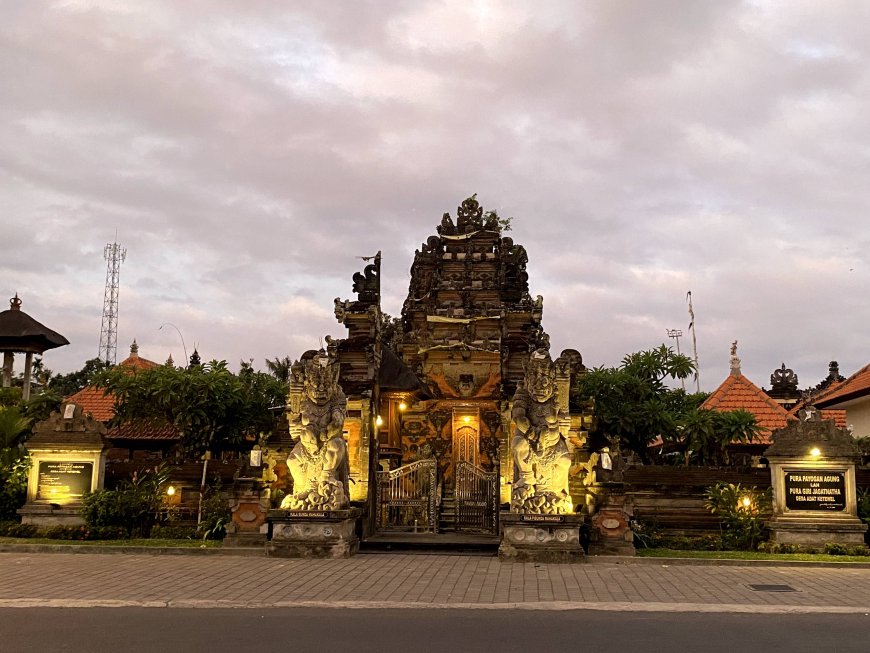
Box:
left=150, top=524, right=197, bottom=540
left=196, top=485, right=230, bottom=541
left=0, top=520, right=38, bottom=537
left=39, top=525, right=128, bottom=541
left=82, top=463, right=173, bottom=537
left=705, top=482, right=771, bottom=550
left=758, top=541, right=799, bottom=554
left=0, top=450, right=31, bottom=521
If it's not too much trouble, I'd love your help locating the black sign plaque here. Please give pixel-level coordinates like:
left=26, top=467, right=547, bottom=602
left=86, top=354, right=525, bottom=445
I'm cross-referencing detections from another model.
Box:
left=37, top=461, right=93, bottom=502
left=784, top=471, right=846, bottom=511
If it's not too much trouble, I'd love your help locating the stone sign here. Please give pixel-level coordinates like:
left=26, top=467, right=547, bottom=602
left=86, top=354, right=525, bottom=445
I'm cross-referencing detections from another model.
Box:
left=784, top=471, right=846, bottom=512
left=764, top=409, right=867, bottom=549
left=36, top=461, right=93, bottom=502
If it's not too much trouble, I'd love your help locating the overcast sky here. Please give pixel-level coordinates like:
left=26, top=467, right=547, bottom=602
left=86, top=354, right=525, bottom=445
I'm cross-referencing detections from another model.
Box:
left=2, top=0, right=868, bottom=392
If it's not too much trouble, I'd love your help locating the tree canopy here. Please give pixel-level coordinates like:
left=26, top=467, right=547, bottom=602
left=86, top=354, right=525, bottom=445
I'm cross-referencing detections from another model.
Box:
left=95, top=360, right=287, bottom=457
left=577, top=345, right=760, bottom=464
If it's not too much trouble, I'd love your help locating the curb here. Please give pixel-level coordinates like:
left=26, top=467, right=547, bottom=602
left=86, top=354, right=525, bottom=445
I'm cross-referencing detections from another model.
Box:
left=587, top=555, right=870, bottom=569
left=2, top=544, right=870, bottom=568
left=0, top=544, right=264, bottom=557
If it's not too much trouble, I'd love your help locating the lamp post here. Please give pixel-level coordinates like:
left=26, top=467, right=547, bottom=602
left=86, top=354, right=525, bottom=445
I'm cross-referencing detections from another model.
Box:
left=667, top=328, right=686, bottom=391
left=159, top=322, right=188, bottom=364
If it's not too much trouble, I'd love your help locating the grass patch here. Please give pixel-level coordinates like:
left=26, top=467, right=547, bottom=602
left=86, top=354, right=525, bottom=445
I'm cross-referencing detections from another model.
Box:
left=0, top=537, right=220, bottom=548
left=637, top=548, right=870, bottom=563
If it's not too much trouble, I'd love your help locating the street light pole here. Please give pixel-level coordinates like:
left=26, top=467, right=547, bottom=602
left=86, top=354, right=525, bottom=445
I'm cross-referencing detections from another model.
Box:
left=159, top=322, right=188, bottom=364
left=667, top=328, right=686, bottom=391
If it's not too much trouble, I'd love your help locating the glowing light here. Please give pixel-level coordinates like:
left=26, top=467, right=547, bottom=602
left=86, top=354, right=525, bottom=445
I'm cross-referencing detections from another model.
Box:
left=375, top=415, right=383, bottom=427
left=398, top=402, right=407, bottom=411
left=463, top=415, right=471, bottom=423
left=810, top=447, right=821, bottom=458
left=166, top=486, right=176, bottom=496
left=741, top=496, right=751, bottom=508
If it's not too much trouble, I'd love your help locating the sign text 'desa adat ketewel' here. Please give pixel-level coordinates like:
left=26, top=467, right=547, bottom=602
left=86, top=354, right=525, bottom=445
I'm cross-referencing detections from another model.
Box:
left=784, top=471, right=846, bottom=511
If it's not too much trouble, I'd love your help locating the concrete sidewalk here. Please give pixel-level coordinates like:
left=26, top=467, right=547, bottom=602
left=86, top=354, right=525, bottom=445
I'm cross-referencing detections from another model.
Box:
left=1, top=551, right=869, bottom=614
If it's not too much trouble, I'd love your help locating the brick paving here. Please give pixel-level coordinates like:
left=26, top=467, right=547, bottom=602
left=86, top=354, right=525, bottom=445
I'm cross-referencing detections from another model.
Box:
left=1, top=552, right=869, bottom=613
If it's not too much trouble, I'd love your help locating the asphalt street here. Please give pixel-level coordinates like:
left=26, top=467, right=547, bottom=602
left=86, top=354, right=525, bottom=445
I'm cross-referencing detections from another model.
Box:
left=3, top=607, right=869, bottom=653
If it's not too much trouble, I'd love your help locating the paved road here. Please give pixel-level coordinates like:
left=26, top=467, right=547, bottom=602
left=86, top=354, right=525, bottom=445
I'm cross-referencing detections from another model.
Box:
left=3, top=607, right=870, bottom=653
left=1, top=551, right=870, bottom=613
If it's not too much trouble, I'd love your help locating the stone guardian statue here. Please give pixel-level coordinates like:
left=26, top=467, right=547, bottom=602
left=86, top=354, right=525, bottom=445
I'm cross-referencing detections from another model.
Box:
left=281, top=349, right=350, bottom=510
left=511, top=349, right=572, bottom=514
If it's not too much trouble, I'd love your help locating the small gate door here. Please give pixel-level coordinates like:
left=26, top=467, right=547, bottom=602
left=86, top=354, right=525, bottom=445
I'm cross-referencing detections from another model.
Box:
left=455, top=461, right=498, bottom=534
left=453, top=425, right=478, bottom=467
left=375, top=459, right=438, bottom=533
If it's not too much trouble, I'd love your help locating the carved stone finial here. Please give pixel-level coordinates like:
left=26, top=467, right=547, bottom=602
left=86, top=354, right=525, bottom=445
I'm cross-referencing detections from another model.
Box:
left=769, top=363, right=798, bottom=395
left=130, top=339, right=139, bottom=356
left=189, top=348, right=201, bottom=367
left=165, top=354, right=174, bottom=366
left=729, top=341, right=741, bottom=376
left=9, top=294, right=21, bottom=310
left=351, top=252, right=380, bottom=304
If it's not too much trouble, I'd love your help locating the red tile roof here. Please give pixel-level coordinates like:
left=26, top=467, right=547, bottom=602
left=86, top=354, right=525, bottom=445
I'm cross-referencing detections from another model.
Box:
left=64, top=348, right=177, bottom=442
left=815, top=362, right=870, bottom=408
left=786, top=381, right=848, bottom=429
left=702, top=372, right=793, bottom=444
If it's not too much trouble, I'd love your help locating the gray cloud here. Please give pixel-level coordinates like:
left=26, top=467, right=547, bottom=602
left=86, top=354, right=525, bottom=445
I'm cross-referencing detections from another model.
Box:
left=2, top=0, right=868, bottom=394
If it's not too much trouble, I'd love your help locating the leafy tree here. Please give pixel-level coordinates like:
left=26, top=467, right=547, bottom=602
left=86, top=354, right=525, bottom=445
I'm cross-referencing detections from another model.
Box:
left=0, top=406, right=32, bottom=520
left=577, top=346, right=696, bottom=461
left=48, top=358, right=112, bottom=398
left=95, top=360, right=286, bottom=457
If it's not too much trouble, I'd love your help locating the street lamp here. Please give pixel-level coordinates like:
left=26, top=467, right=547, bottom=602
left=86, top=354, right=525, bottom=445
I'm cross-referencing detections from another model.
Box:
left=667, top=328, right=686, bottom=391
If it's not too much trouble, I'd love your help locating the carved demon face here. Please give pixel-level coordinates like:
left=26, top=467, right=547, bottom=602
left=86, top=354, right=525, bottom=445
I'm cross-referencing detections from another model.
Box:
left=304, top=353, right=340, bottom=405
left=526, top=350, right=556, bottom=403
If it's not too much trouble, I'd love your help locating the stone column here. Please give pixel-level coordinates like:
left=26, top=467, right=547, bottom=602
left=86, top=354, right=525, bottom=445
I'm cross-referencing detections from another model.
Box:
left=22, top=352, right=33, bottom=401
left=2, top=352, right=13, bottom=388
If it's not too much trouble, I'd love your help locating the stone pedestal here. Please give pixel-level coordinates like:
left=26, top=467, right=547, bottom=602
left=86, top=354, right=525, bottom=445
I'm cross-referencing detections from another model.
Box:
left=588, top=484, right=635, bottom=556
left=266, top=508, right=361, bottom=558
left=765, top=410, right=868, bottom=551
left=498, top=512, right=585, bottom=562
left=223, top=477, right=270, bottom=548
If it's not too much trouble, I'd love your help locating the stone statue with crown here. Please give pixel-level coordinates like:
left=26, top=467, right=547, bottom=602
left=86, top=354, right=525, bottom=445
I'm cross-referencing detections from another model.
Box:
left=280, top=349, right=350, bottom=511
left=510, top=349, right=572, bottom=514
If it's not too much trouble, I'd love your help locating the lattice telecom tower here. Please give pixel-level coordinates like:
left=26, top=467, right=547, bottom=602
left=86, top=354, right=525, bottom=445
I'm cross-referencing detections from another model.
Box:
left=98, top=241, right=126, bottom=364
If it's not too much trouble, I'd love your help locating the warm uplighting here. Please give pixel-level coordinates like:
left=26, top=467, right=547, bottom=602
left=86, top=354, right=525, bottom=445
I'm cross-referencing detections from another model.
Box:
left=166, top=486, right=176, bottom=497
left=810, top=447, right=821, bottom=458
left=463, top=415, right=471, bottom=423
left=375, top=415, right=383, bottom=427
left=741, top=496, right=752, bottom=508
left=398, top=402, right=407, bottom=411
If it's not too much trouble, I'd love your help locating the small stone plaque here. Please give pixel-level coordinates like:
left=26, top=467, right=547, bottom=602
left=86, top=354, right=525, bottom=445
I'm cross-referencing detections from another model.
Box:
left=519, top=514, right=565, bottom=523
left=784, top=471, right=846, bottom=511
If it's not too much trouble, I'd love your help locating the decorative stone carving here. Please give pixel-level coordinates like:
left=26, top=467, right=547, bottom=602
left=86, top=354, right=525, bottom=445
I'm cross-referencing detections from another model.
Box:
left=281, top=349, right=350, bottom=511
left=769, top=363, right=799, bottom=397
left=351, top=252, right=380, bottom=304
left=511, top=349, right=572, bottom=514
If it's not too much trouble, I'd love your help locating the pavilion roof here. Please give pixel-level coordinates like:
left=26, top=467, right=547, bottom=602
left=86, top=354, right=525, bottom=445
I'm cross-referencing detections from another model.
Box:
left=0, top=295, right=69, bottom=353
left=815, top=362, right=870, bottom=408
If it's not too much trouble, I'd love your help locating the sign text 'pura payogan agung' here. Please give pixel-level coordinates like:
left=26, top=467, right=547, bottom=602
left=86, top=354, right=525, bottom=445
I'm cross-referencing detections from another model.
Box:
left=784, top=471, right=846, bottom=511
left=280, top=349, right=350, bottom=511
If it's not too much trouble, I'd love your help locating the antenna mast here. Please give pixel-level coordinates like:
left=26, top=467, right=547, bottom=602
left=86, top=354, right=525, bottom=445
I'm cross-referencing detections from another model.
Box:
left=98, top=240, right=126, bottom=364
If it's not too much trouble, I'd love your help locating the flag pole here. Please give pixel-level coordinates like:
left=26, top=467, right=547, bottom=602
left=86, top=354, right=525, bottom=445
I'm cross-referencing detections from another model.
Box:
left=687, top=291, right=700, bottom=392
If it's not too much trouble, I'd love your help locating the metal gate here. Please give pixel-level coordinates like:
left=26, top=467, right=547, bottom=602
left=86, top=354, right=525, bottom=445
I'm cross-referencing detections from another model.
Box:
left=454, top=461, right=498, bottom=534
left=375, top=459, right=438, bottom=533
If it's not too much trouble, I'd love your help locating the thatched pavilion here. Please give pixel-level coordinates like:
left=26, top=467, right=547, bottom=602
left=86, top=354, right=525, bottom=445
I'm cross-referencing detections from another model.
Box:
left=0, top=294, right=69, bottom=400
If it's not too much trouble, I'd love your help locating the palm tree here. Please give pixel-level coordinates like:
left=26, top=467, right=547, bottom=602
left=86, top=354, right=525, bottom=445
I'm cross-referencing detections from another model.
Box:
left=264, top=356, right=293, bottom=383
left=0, top=406, right=31, bottom=448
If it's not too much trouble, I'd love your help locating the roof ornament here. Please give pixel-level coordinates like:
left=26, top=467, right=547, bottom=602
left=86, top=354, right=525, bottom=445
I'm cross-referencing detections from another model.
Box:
left=189, top=348, right=201, bottom=367
left=10, top=294, right=21, bottom=310
left=130, top=339, right=139, bottom=356
left=729, top=340, right=741, bottom=376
